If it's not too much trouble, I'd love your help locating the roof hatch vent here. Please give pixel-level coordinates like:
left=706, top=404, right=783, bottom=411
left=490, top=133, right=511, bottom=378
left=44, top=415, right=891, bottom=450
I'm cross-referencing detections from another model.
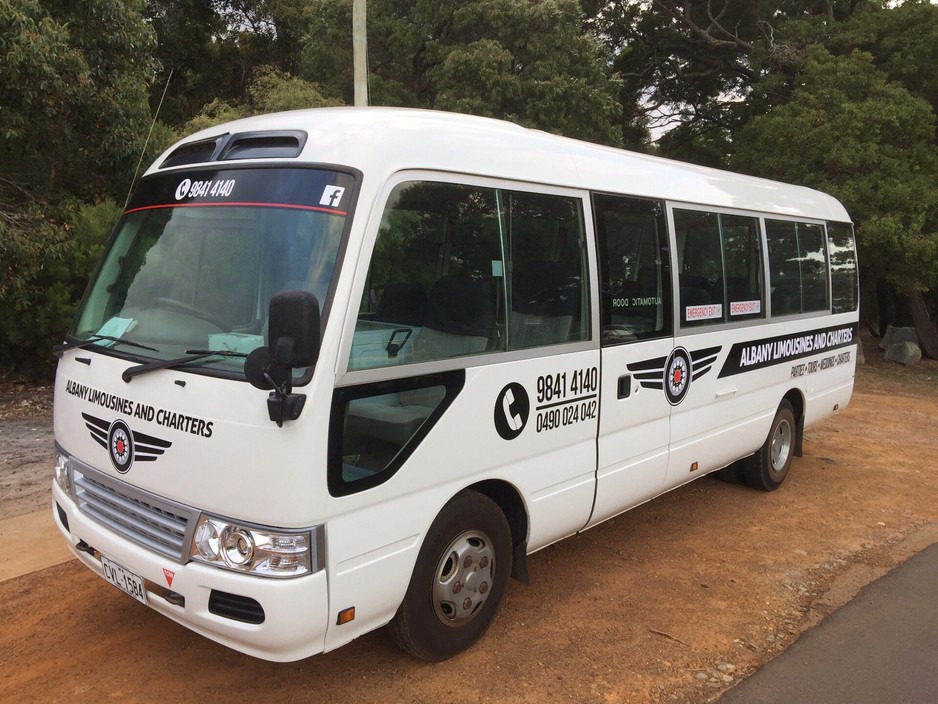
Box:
left=159, top=135, right=227, bottom=169
left=219, top=131, right=308, bottom=161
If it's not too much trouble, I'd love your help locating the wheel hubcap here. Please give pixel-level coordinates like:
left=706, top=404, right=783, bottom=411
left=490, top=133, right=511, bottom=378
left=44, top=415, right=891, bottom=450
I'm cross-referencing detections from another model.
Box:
left=770, top=419, right=793, bottom=473
left=432, top=530, right=495, bottom=627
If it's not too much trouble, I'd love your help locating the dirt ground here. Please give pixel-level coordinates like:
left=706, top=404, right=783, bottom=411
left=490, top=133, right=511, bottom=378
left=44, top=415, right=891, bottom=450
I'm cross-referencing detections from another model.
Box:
left=1, top=332, right=937, bottom=704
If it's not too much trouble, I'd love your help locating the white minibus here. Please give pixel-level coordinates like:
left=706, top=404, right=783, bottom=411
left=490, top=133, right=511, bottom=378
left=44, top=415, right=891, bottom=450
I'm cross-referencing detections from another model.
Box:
left=52, top=108, right=858, bottom=662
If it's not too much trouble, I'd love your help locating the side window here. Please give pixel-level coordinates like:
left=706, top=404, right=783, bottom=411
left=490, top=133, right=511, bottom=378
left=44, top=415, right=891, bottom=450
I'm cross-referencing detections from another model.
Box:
left=593, top=193, right=671, bottom=343
left=349, top=182, right=504, bottom=370
left=674, top=209, right=764, bottom=326
left=721, top=215, right=764, bottom=320
left=766, top=220, right=830, bottom=316
left=506, top=191, right=589, bottom=349
left=798, top=223, right=829, bottom=312
left=675, top=210, right=722, bottom=325
left=349, top=181, right=590, bottom=370
left=827, top=221, right=858, bottom=313
left=328, top=372, right=463, bottom=497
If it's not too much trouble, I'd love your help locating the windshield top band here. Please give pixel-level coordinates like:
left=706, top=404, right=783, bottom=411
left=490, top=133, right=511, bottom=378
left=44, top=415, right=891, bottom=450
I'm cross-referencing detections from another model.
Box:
left=123, top=202, right=348, bottom=217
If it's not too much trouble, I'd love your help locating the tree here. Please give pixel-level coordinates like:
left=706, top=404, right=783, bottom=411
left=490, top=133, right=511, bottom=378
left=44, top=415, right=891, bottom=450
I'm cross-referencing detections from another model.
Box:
left=0, top=0, right=158, bottom=200
left=592, top=1, right=884, bottom=161
left=0, top=0, right=158, bottom=375
left=299, top=0, right=625, bottom=146
left=144, top=0, right=225, bottom=125
left=249, top=65, right=343, bottom=113
left=178, top=67, right=342, bottom=135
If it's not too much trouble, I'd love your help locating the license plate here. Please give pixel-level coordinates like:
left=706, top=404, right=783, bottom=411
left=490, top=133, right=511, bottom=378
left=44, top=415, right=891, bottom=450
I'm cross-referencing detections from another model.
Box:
left=101, top=555, right=148, bottom=606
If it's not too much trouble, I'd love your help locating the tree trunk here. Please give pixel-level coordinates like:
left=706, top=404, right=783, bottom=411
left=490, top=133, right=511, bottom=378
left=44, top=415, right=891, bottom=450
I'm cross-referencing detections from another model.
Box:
left=875, top=276, right=891, bottom=337
left=908, top=289, right=938, bottom=360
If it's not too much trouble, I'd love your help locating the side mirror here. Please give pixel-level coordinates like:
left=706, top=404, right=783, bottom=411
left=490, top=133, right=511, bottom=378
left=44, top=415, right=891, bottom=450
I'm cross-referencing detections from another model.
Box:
left=244, top=290, right=320, bottom=425
left=269, top=290, right=321, bottom=368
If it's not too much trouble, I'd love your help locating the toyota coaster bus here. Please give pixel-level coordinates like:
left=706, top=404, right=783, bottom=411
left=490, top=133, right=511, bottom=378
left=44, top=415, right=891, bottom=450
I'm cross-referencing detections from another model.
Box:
left=52, top=107, right=859, bottom=662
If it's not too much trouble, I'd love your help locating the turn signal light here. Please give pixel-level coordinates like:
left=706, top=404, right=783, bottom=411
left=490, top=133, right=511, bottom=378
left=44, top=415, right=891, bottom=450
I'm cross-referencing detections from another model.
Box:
left=337, top=607, right=356, bottom=625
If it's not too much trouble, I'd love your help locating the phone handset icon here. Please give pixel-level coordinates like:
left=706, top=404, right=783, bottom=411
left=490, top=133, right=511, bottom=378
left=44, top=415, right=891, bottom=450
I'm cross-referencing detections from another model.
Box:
left=503, top=388, right=522, bottom=431
left=494, top=383, right=528, bottom=440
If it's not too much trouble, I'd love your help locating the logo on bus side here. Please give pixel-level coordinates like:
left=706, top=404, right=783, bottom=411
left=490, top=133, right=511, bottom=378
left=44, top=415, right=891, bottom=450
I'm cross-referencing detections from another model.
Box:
left=627, top=346, right=721, bottom=406
left=665, top=348, right=692, bottom=405
left=494, top=383, right=529, bottom=440
left=83, top=413, right=173, bottom=473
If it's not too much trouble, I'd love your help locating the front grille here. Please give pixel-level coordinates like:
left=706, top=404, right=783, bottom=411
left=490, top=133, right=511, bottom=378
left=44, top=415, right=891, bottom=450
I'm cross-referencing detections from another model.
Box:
left=71, top=460, right=197, bottom=561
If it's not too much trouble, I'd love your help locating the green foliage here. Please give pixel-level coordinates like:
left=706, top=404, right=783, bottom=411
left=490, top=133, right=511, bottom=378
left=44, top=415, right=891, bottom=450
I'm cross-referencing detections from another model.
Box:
left=178, top=66, right=344, bottom=136
left=6, top=0, right=938, bottom=376
left=0, top=0, right=158, bottom=376
left=249, top=66, right=343, bottom=112
left=144, top=0, right=226, bottom=125
left=0, top=0, right=157, bottom=201
left=427, top=0, right=623, bottom=144
left=0, top=200, right=121, bottom=376
left=298, top=0, right=623, bottom=145
left=0, top=0, right=82, bottom=142
left=181, top=98, right=250, bottom=135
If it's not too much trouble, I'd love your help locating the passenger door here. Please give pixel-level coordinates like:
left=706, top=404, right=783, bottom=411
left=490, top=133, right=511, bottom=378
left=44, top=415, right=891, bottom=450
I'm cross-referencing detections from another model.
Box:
left=665, top=208, right=769, bottom=487
left=587, top=194, right=675, bottom=527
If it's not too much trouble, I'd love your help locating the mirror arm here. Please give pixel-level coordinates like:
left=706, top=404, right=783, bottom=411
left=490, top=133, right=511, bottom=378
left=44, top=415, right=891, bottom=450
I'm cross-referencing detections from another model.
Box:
left=266, top=390, right=306, bottom=428
left=263, top=370, right=306, bottom=428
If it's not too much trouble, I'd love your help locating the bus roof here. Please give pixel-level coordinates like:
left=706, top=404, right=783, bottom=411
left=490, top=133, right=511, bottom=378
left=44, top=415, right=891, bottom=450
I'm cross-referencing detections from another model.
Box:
left=148, top=107, right=851, bottom=223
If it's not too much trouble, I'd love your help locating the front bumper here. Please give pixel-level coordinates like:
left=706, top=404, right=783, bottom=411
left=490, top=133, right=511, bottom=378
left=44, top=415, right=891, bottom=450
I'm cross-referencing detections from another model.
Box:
left=51, top=480, right=330, bottom=662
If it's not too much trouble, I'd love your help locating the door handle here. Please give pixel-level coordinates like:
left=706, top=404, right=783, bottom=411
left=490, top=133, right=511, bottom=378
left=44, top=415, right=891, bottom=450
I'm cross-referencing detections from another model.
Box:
left=617, top=374, right=632, bottom=399
left=715, top=388, right=737, bottom=399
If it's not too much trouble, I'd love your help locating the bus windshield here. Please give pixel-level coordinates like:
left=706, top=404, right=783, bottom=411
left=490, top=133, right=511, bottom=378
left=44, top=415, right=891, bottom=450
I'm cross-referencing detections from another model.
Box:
left=71, top=167, right=355, bottom=375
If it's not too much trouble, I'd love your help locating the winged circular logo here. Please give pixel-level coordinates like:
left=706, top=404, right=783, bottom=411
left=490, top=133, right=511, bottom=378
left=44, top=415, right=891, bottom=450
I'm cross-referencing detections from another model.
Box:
left=627, top=346, right=722, bottom=406
left=82, top=413, right=172, bottom=473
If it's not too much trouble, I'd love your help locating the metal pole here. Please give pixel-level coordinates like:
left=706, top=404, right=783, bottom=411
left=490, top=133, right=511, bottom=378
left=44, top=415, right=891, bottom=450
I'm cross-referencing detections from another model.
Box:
left=353, top=0, right=368, bottom=106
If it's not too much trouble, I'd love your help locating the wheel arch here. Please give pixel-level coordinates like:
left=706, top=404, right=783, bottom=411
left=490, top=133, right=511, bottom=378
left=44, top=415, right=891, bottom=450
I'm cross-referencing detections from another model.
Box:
left=466, top=478, right=531, bottom=585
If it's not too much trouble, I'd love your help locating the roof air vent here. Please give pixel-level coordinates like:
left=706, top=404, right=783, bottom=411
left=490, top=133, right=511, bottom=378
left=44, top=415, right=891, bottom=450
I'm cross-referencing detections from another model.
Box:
left=219, top=131, right=308, bottom=161
left=159, top=135, right=227, bottom=169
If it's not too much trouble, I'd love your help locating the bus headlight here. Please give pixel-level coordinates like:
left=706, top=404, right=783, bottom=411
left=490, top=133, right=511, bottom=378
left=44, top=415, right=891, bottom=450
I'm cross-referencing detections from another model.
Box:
left=189, top=515, right=320, bottom=578
left=221, top=527, right=255, bottom=567
left=53, top=448, right=74, bottom=499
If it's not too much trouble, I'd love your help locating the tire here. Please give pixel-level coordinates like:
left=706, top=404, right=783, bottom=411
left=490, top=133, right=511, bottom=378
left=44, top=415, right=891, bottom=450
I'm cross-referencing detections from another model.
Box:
left=390, top=491, right=512, bottom=661
left=744, top=400, right=797, bottom=491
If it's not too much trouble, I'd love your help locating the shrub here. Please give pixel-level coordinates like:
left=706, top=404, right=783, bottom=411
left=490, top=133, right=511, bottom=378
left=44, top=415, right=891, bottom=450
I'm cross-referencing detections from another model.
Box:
left=0, top=199, right=120, bottom=378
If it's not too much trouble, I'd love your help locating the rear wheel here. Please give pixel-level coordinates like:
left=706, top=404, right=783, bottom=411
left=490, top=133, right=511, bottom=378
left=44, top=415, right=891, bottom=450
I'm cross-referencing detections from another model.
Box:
left=744, top=400, right=796, bottom=491
left=390, top=491, right=512, bottom=661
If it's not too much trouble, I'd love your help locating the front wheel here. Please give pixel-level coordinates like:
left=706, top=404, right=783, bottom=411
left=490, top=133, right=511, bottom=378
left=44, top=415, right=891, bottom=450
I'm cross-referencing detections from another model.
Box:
left=390, top=491, right=512, bottom=661
left=744, top=400, right=796, bottom=491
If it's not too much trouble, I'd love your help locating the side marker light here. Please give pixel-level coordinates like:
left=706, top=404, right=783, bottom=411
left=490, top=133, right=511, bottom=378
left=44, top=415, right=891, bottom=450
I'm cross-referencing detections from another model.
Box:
left=337, top=607, right=356, bottom=625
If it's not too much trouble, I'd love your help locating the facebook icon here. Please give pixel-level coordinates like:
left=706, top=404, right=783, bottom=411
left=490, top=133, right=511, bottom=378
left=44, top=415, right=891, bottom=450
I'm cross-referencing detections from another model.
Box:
left=319, top=186, right=346, bottom=208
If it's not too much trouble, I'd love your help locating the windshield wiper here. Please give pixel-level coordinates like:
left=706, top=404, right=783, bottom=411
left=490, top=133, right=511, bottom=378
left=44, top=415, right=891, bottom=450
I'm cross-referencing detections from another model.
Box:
left=53, top=335, right=158, bottom=357
left=121, top=349, right=249, bottom=383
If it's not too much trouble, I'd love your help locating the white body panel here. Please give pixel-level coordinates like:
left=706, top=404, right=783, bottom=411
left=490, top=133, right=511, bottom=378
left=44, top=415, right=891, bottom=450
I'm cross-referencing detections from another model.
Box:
left=55, top=353, right=329, bottom=526
left=590, top=337, right=673, bottom=526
